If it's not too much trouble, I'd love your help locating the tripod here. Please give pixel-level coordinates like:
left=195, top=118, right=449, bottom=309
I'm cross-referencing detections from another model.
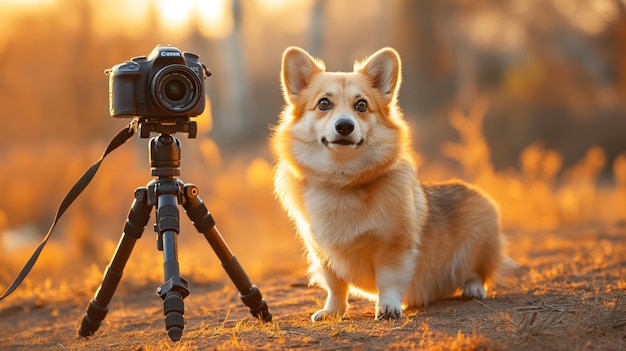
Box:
left=78, top=120, right=271, bottom=341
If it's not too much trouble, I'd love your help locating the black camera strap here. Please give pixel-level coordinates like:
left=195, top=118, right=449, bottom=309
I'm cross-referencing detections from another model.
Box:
left=0, top=121, right=136, bottom=301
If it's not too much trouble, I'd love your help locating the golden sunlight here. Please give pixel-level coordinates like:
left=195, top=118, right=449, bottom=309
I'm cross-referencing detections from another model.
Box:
left=157, top=0, right=195, bottom=31
left=156, top=0, right=233, bottom=39
left=90, top=0, right=151, bottom=38
left=0, top=0, right=56, bottom=7
left=552, top=0, right=620, bottom=34
left=197, top=0, right=233, bottom=39
left=250, top=0, right=315, bottom=35
left=256, top=0, right=290, bottom=14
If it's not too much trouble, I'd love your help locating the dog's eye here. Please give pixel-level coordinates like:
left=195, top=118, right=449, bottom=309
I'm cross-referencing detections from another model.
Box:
left=355, top=99, right=368, bottom=112
left=318, top=98, right=332, bottom=111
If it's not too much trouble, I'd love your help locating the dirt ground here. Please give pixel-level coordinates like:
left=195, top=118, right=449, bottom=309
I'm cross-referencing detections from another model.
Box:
left=0, top=224, right=625, bottom=350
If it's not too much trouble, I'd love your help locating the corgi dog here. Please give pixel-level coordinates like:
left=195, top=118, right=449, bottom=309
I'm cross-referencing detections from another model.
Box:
left=270, top=47, right=507, bottom=321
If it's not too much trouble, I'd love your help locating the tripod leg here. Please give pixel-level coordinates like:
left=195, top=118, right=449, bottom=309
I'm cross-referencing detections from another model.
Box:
left=155, top=191, right=189, bottom=342
left=182, top=184, right=272, bottom=323
left=78, top=187, right=151, bottom=338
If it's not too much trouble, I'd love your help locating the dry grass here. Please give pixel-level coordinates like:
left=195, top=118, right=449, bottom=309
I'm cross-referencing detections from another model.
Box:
left=1, top=225, right=625, bottom=350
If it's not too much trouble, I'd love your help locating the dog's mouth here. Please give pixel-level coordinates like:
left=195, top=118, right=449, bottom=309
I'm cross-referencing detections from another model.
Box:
left=321, top=137, right=365, bottom=147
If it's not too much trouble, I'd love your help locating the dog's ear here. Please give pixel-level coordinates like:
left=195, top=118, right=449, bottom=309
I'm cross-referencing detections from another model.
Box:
left=281, top=47, right=325, bottom=103
left=355, top=48, right=401, bottom=105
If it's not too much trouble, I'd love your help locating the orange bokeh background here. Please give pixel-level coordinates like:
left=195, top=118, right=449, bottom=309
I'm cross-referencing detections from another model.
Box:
left=0, top=0, right=624, bottom=293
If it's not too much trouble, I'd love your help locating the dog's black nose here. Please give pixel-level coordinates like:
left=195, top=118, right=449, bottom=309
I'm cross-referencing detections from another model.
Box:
left=335, top=119, right=355, bottom=136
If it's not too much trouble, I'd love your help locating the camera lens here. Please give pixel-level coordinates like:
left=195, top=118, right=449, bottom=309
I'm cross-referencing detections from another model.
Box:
left=151, top=65, right=202, bottom=114
left=164, top=80, right=186, bottom=102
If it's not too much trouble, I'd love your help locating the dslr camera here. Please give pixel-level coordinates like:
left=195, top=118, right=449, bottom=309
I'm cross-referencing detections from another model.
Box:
left=106, top=45, right=210, bottom=119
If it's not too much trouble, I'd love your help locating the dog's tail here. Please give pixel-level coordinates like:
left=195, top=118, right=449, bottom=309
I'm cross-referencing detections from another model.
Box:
left=489, top=230, right=519, bottom=290
left=493, top=256, right=519, bottom=290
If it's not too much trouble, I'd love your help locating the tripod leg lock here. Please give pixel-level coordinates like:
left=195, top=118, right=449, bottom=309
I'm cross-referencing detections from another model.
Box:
left=157, top=276, right=190, bottom=300
left=183, top=185, right=216, bottom=233
left=123, top=187, right=151, bottom=239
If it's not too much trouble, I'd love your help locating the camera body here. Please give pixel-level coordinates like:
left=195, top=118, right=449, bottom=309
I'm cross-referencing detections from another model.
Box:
left=107, top=45, right=208, bottom=119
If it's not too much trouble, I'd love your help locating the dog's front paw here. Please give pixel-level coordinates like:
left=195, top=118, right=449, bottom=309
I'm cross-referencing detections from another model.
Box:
left=463, top=279, right=486, bottom=299
left=311, top=309, right=342, bottom=322
left=375, top=304, right=402, bottom=320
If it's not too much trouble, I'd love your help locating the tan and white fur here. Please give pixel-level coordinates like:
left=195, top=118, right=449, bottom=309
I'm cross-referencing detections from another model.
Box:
left=270, top=46, right=507, bottom=321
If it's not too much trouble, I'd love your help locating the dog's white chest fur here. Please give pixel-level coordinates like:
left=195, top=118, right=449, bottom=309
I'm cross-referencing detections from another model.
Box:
left=303, top=185, right=377, bottom=289
left=305, top=186, right=376, bottom=246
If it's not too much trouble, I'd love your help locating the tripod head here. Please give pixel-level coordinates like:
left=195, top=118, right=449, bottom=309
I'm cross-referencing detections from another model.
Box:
left=129, top=117, right=197, bottom=178
left=149, top=133, right=181, bottom=178
left=132, top=117, right=198, bottom=139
